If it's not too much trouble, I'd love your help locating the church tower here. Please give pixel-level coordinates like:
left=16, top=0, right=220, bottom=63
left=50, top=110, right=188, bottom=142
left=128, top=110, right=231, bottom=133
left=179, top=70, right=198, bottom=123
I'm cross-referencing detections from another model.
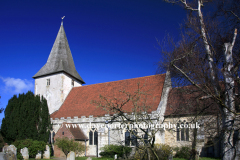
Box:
left=33, top=22, right=85, bottom=114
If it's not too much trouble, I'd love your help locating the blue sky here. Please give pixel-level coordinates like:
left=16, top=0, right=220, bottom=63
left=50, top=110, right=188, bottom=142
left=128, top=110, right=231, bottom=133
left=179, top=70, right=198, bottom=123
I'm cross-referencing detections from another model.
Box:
left=0, top=0, right=186, bottom=122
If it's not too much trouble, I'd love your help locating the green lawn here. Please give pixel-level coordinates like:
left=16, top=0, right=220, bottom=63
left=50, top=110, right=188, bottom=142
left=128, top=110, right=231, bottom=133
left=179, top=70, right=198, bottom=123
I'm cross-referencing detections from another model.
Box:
left=29, top=159, right=55, bottom=160
left=173, top=158, right=220, bottom=160
left=28, top=157, right=114, bottom=160
left=76, top=157, right=219, bottom=160
left=76, top=157, right=114, bottom=160
left=28, top=157, right=219, bottom=160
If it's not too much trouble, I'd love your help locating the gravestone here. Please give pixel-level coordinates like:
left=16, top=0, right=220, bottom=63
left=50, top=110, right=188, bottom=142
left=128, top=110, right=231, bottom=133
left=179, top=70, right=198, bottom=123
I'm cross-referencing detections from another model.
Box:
left=3, top=150, right=17, bottom=160
left=43, top=145, right=50, bottom=159
left=2, top=144, right=9, bottom=153
left=35, top=151, right=41, bottom=159
left=20, top=147, right=29, bottom=160
left=8, top=145, right=17, bottom=156
left=67, top=151, right=75, bottom=160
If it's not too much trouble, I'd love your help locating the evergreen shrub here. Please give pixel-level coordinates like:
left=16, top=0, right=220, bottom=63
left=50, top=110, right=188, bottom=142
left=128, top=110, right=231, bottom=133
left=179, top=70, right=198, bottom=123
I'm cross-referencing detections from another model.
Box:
left=13, top=139, right=46, bottom=160
left=28, top=140, right=46, bottom=158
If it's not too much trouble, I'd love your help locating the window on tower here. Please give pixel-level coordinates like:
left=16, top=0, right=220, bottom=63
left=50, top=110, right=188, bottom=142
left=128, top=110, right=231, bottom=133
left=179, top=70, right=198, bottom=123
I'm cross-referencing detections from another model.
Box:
left=72, top=79, right=74, bottom=86
left=47, top=79, right=50, bottom=86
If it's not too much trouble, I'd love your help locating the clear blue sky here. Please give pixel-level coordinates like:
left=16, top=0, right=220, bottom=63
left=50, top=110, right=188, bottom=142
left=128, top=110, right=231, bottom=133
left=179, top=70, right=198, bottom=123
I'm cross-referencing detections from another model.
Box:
left=0, top=0, right=186, bottom=123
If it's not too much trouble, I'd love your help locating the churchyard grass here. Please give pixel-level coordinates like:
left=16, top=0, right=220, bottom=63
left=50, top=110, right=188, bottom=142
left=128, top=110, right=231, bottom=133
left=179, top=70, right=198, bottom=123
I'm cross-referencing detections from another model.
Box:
left=76, top=157, right=114, bottom=160
left=29, top=159, right=54, bottom=160
left=173, top=158, right=220, bottom=160
left=27, top=157, right=219, bottom=160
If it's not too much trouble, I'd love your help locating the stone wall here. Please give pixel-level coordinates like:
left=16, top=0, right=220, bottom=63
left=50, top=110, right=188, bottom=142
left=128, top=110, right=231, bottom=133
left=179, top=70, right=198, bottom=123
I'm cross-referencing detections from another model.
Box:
left=164, top=115, right=219, bottom=156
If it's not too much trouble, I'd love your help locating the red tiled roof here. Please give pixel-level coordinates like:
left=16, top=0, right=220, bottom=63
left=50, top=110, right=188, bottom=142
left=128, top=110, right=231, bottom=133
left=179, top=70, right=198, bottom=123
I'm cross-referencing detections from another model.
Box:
left=165, top=86, right=220, bottom=116
left=51, top=74, right=166, bottom=119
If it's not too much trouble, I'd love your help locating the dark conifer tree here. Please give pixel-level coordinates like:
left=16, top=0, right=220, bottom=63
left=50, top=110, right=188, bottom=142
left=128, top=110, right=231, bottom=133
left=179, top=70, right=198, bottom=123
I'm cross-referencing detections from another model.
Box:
left=38, top=96, right=51, bottom=142
left=1, top=91, right=51, bottom=143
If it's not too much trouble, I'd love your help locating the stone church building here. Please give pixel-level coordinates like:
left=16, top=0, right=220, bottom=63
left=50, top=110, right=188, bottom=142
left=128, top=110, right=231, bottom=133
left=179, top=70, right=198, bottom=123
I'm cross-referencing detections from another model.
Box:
left=33, top=23, right=219, bottom=158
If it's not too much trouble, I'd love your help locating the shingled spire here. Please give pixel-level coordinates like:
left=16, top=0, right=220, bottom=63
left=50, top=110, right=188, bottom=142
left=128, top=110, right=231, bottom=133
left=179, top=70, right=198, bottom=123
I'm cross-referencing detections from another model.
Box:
left=33, top=22, right=85, bottom=84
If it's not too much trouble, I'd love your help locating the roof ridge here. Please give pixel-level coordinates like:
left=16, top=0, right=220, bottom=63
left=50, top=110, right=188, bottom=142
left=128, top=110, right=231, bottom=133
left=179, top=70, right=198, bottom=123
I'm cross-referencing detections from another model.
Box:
left=76, top=74, right=165, bottom=88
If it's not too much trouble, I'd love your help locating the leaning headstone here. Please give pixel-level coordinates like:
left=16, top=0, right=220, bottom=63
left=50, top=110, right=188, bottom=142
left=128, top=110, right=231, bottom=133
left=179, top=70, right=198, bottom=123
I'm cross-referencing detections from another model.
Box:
left=35, top=151, right=41, bottom=159
left=67, top=151, right=75, bottom=160
left=3, top=150, right=17, bottom=160
left=8, top=145, right=17, bottom=156
left=86, top=157, right=92, bottom=160
left=20, top=147, right=29, bottom=160
left=43, top=145, right=50, bottom=159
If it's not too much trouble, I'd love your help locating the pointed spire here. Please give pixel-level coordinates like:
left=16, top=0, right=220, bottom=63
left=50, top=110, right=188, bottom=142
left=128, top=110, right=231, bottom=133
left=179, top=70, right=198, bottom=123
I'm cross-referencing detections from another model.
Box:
left=33, top=22, right=85, bottom=84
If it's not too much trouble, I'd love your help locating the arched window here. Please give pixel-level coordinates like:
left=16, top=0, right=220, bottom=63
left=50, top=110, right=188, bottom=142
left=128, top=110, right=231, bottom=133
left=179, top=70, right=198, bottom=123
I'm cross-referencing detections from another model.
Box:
left=125, top=131, right=130, bottom=146
left=94, top=130, right=98, bottom=145
left=181, top=122, right=185, bottom=141
left=89, top=130, right=93, bottom=145
left=89, top=128, right=98, bottom=145
left=125, top=130, right=137, bottom=146
left=131, top=130, right=137, bottom=146
left=186, top=122, right=189, bottom=141
left=177, top=123, right=180, bottom=141
left=176, top=120, right=189, bottom=142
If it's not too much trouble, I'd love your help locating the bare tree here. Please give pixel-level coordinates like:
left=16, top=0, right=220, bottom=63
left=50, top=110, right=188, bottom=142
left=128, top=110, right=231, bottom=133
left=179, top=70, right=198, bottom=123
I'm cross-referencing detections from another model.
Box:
left=92, top=83, right=172, bottom=160
left=165, top=84, right=222, bottom=160
left=159, top=0, right=240, bottom=159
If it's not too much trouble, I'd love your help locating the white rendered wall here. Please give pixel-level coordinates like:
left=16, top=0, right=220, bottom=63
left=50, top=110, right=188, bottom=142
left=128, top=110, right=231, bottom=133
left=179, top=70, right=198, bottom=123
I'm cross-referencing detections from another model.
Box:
left=34, top=73, right=82, bottom=114
left=51, top=112, right=162, bottom=157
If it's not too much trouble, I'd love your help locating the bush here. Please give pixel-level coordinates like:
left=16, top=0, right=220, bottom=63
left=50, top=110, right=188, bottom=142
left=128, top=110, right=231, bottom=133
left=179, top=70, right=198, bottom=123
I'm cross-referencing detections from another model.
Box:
left=134, top=146, right=147, bottom=160
left=100, top=144, right=132, bottom=158
left=28, top=140, right=46, bottom=158
left=134, top=144, right=172, bottom=160
left=13, top=139, right=46, bottom=160
left=174, top=146, right=191, bottom=159
left=153, top=144, right=172, bottom=160
left=55, top=137, right=85, bottom=156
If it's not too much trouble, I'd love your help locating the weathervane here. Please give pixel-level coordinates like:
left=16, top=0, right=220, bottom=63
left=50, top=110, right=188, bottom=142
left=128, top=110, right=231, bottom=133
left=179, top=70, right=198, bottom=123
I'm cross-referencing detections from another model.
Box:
left=61, top=16, right=65, bottom=25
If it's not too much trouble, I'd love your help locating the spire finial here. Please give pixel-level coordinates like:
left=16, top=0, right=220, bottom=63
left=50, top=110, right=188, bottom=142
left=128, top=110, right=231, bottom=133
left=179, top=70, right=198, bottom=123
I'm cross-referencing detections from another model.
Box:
left=61, top=16, right=65, bottom=25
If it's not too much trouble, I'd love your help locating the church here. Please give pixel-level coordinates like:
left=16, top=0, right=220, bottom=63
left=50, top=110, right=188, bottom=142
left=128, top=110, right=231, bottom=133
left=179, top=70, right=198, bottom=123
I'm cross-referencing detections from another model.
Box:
left=33, top=22, right=217, bottom=158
